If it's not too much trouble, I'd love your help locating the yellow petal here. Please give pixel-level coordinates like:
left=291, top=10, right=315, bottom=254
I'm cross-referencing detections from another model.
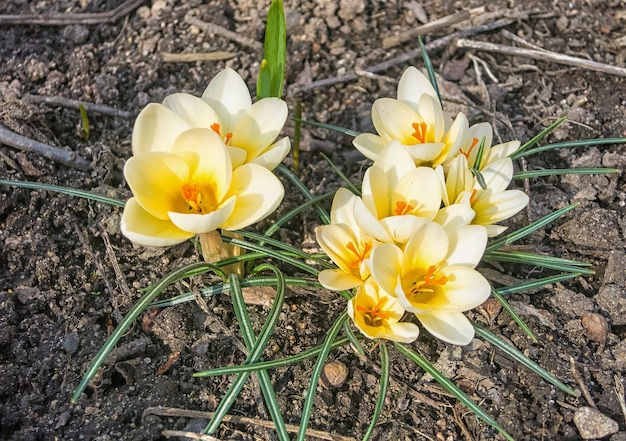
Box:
left=315, top=224, right=360, bottom=275
left=162, top=93, right=221, bottom=129
left=472, top=189, right=529, bottom=226
left=372, top=98, right=422, bottom=145
left=402, top=222, right=449, bottom=272
left=168, top=196, right=237, bottom=233
left=437, top=266, right=491, bottom=310
left=121, top=197, right=193, bottom=246
left=361, top=165, right=389, bottom=220
left=392, top=167, right=442, bottom=219
left=352, top=133, right=387, bottom=161
left=416, top=310, right=475, bottom=345
left=251, top=136, right=291, bottom=170
left=369, top=243, right=404, bottom=298
left=221, top=164, right=285, bottom=230
left=201, top=68, right=251, bottom=133
left=477, top=157, right=513, bottom=193
left=444, top=225, right=487, bottom=267
left=397, top=66, right=440, bottom=110
left=319, top=269, right=363, bottom=291
left=231, top=98, right=288, bottom=160
left=132, top=103, right=192, bottom=155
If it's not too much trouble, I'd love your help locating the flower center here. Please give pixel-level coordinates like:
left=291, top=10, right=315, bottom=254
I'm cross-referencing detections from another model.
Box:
left=394, top=200, right=414, bottom=216
left=470, top=188, right=479, bottom=206
left=181, top=182, right=217, bottom=214
left=409, top=265, right=448, bottom=299
left=210, top=122, right=233, bottom=145
left=411, top=122, right=428, bottom=143
left=356, top=297, right=391, bottom=327
left=460, top=137, right=479, bottom=160
left=345, top=241, right=373, bottom=269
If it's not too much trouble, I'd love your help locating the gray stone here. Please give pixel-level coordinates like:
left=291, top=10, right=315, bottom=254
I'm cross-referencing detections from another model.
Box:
left=597, top=284, right=626, bottom=325
left=603, top=251, right=626, bottom=287
left=574, top=406, right=619, bottom=439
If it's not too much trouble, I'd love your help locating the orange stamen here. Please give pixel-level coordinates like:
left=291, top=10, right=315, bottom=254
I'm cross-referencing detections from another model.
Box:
left=394, top=200, right=414, bottom=216
left=423, top=265, right=448, bottom=286
left=460, top=137, right=479, bottom=159
left=181, top=182, right=203, bottom=213
left=356, top=297, right=391, bottom=325
left=470, top=188, right=479, bottom=205
left=411, top=122, right=428, bottom=143
left=210, top=122, right=233, bottom=145
left=346, top=241, right=372, bottom=269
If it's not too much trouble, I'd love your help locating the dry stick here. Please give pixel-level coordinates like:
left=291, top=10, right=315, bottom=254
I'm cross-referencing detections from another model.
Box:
left=292, top=18, right=514, bottom=93
left=569, top=357, right=596, bottom=409
left=143, top=406, right=356, bottom=441
left=0, top=125, right=91, bottom=171
left=383, top=9, right=471, bottom=49
left=185, top=16, right=263, bottom=52
left=24, top=94, right=132, bottom=119
left=161, top=52, right=237, bottom=63
left=161, top=431, right=221, bottom=441
left=0, top=0, right=145, bottom=25
left=456, top=39, right=626, bottom=77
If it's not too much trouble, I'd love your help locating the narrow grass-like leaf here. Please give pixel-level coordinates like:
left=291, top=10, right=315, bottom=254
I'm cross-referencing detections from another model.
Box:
left=511, top=137, right=626, bottom=159
left=471, top=167, right=487, bottom=190
left=151, top=276, right=322, bottom=308
left=296, top=312, right=349, bottom=441
left=514, top=168, right=617, bottom=179
left=495, top=272, right=581, bottom=296
left=194, top=336, right=353, bottom=377
left=473, top=324, right=578, bottom=396
left=320, top=152, right=361, bottom=195
left=419, top=36, right=442, bottom=107
left=485, top=204, right=579, bottom=253
left=394, top=343, right=515, bottom=441
left=510, top=116, right=566, bottom=159
left=0, top=179, right=125, bottom=207
left=277, top=164, right=331, bottom=225
left=264, top=191, right=335, bottom=238
left=293, top=99, right=302, bottom=171
left=343, top=321, right=365, bottom=356
left=291, top=117, right=360, bottom=137
left=256, top=0, right=286, bottom=99
left=472, top=136, right=487, bottom=170
left=204, top=271, right=289, bottom=440
left=484, top=250, right=594, bottom=274
left=71, top=262, right=216, bottom=403
left=491, top=289, right=537, bottom=342
left=362, top=342, right=389, bottom=441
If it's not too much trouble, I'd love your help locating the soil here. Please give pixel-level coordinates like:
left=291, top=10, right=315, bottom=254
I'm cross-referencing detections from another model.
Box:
left=1, top=0, right=626, bottom=440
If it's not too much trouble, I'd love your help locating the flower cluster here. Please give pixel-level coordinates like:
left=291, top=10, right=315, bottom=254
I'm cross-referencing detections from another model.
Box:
left=121, top=68, right=290, bottom=247
left=316, top=67, right=529, bottom=345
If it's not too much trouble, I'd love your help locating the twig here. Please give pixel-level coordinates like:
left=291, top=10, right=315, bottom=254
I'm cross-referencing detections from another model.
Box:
left=161, top=52, right=237, bottom=63
left=143, top=406, right=357, bottom=441
left=0, top=125, right=90, bottom=171
left=383, top=10, right=471, bottom=49
left=0, top=0, right=145, bottom=26
left=291, top=18, right=514, bottom=93
left=185, top=16, right=263, bottom=52
left=456, top=39, right=626, bottom=77
left=615, top=374, right=626, bottom=426
left=24, top=94, right=131, bottom=119
left=570, top=357, right=596, bottom=409
left=161, top=431, right=221, bottom=441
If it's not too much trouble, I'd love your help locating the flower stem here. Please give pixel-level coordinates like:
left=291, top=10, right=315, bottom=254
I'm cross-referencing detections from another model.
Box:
left=199, top=230, right=244, bottom=277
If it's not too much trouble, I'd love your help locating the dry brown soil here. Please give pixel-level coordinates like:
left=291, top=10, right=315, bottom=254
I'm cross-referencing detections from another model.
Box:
left=1, top=0, right=626, bottom=440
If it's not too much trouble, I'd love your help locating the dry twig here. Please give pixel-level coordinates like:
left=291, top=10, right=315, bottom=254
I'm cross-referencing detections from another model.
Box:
left=0, top=125, right=90, bottom=171
left=0, top=0, right=145, bottom=25
left=144, top=406, right=356, bottom=441
left=185, top=16, right=263, bottom=52
left=24, top=94, right=131, bottom=119
left=161, top=52, right=237, bottom=63
left=570, top=357, right=596, bottom=409
left=161, top=431, right=221, bottom=441
left=456, top=39, right=626, bottom=77
left=383, top=10, right=471, bottom=49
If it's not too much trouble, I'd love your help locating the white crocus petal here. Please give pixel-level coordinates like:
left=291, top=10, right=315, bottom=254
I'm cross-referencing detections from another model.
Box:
left=319, top=269, right=363, bottom=291
left=463, top=122, right=493, bottom=167
left=405, top=142, right=445, bottom=164
left=330, top=187, right=358, bottom=226
left=444, top=225, right=487, bottom=267
left=132, top=103, right=192, bottom=155
left=417, top=310, right=476, bottom=345
left=472, top=189, right=529, bottom=227
left=417, top=94, right=445, bottom=142
left=376, top=141, right=425, bottom=187
left=168, top=196, right=237, bottom=233
left=369, top=243, right=404, bottom=298
left=485, top=224, right=509, bottom=237
left=251, top=136, right=291, bottom=170
left=402, top=222, right=449, bottom=271
left=353, top=196, right=395, bottom=243
left=488, top=140, right=521, bottom=163
left=444, top=155, right=473, bottom=205
left=362, top=166, right=389, bottom=220
left=315, top=224, right=364, bottom=275
left=162, top=93, right=221, bottom=129
left=393, top=167, right=441, bottom=219
left=396, top=66, right=440, bottom=110
left=352, top=133, right=387, bottom=161
left=438, top=266, right=491, bottom=310
left=372, top=98, right=423, bottom=144
left=121, top=198, right=193, bottom=246
left=477, top=157, right=514, bottom=193
left=379, top=215, right=429, bottom=244
left=231, top=98, right=288, bottom=161
left=201, top=68, right=251, bottom=133
left=220, top=164, right=285, bottom=230
left=440, top=112, right=469, bottom=164
left=227, top=146, right=248, bottom=169
left=433, top=204, right=475, bottom=230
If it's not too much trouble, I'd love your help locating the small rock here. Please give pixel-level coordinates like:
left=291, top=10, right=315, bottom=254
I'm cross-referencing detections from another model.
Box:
left=61, top=332, right=80, bottom=355
left=596, top=284, right=626, bottom=326
left=61, top=25, right=90, bottom=44
left=319, top=361, right=348, bottom=388
left=151, top=0, right=167, bottom=16
left=573, top=406, right=618, bottom=439
left=338, top=0, right=365, bottom=21
left=603, top=251, right=626, bottom=287
left=14, top=287, right=41, bottom=304
left=581, top=313, right=609, bottom=343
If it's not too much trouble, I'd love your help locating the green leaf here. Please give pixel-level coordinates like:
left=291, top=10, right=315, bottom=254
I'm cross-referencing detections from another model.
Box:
left=263, top=191, right=335, bottom=238
left=343, top=321, right=365, bottom=356
left=395, top=342, right=515, bottom=441
left=0, top=179, right=125, bottom=207
left=277, top=164, right=331, bottom=224
left=256, top=0, right=286, bottom=98
left=511, top=137, right=626, bottom=159
left=495, top=273, right=581, bottom=296
left=291, top=117, right=360, bottom=137
left=321, top=152, right=361, bottom=195
left=491, top=289, right=537, bottom=342
left=71, top=262, right=216, bottom=403
left=419, top=36, right=442, bottom=107
left=484, top=250, right=593, bottom=274
left=514, top=168, right=617, bottom=179
left=473, top=324, right=578, bottom=396
left=509, top=117, right=566, bottom=159
left=362, top=342, right=389, bottom=441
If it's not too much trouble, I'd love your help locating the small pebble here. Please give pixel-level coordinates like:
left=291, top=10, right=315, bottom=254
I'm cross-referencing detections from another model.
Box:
left=581, top=313, right=609, bottom=342
left=573, top=406, right=618, bottom=439
left=319, top=361, right=348, bottom=388
left=61, top=332, right=80, bottom=355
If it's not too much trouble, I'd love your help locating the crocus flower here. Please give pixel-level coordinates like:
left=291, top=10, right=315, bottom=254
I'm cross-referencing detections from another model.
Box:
left=316, top=188, right=378, bottom=291
left=353, top=66, right=469, bottom=166
left=132, top=68, right=290, bottom=170
left=121, top=128, right=284, bottom=246
left=354, top=141, right=442, bottom=243
left=347, top=278, right=420, bottom=343
left=454, top=121, right=521, bottom=170
left=369, top=221, right=490, bottom=345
